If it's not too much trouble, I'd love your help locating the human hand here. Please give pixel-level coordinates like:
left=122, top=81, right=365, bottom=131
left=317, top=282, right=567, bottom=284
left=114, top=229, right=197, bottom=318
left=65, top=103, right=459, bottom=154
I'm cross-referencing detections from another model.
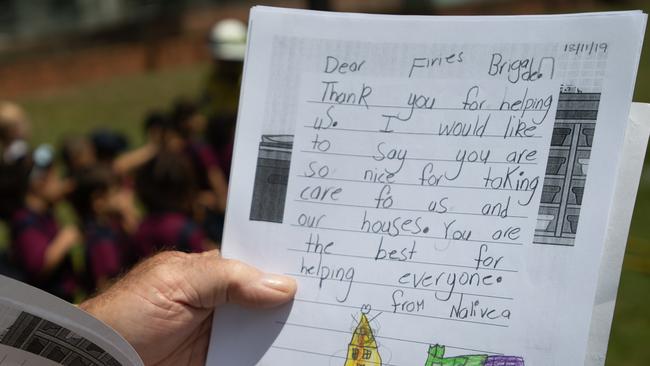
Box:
left=80, top=250, right=296, bottom=365
left=58, top=225, right=81, bottom=248
left=43, top=225, right=80, bottom=273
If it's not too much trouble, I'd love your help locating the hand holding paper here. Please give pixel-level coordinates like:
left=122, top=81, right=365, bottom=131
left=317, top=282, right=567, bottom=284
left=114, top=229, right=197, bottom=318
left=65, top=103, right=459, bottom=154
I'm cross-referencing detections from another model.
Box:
left=81, top=250, right=296, bottom=365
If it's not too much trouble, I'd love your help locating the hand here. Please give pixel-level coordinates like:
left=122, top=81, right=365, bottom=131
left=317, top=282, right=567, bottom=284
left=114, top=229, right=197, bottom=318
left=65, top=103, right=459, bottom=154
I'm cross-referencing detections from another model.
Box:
left=80, top=250, right=296, bottom=365
left=43, top=225, right=80, bottom=273
left=57, top=225, right=81, bottom=247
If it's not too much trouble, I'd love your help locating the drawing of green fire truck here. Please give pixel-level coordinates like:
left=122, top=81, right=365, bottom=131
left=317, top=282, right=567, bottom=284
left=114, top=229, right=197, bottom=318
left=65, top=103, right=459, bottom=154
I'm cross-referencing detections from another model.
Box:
left=424, top=344, right=524, bottom=366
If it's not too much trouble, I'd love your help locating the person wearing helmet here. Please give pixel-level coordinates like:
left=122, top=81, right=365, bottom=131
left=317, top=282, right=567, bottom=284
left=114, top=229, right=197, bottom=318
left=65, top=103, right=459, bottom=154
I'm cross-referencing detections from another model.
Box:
left=201, top=18, right=247, bottom=119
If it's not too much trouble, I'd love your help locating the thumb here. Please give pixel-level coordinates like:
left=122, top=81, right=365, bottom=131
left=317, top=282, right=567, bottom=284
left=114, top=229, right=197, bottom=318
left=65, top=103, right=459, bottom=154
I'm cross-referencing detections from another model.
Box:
left=185, top=250, right=297, bottom=309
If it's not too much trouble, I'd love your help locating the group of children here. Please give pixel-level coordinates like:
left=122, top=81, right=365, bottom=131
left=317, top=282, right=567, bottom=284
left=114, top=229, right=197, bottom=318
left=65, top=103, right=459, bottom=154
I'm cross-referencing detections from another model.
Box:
left=0, top=99, right=236, bottom=302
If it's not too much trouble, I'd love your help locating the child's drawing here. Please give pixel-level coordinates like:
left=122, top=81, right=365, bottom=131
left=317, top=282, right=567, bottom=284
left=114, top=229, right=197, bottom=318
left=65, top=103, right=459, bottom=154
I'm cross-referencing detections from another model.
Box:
left=424, top=344, right=524, bottom=366
left=344, top=313, right=382, bottom=366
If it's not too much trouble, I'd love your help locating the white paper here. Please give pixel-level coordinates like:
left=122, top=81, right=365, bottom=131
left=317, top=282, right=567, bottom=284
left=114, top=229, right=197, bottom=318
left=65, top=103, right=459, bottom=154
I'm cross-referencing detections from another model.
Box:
left=584, top=102, right=650, bottom=366
left=208, top=7, right=647, bottom=366
left=0, top=275, right=143, bottom=366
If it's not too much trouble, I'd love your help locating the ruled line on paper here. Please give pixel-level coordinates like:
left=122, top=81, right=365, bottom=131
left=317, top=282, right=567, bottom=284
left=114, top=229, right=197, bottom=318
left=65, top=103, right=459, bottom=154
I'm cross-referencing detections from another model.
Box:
left=292, top=199, right=529, bottom=219
left=290, top=224, right=524, bottom=246
left=289, top=272, right=515, bottom=300
left=302, top=124, right=544, bottom=138
left=306, top=99, right=551, bottom=112
left=295, top=174, right=539, bottom=194
left=293, top=298, right=510, bottom=328
left=286, top=247, right=519, bottom=273
left=276, top=320, right=503, bottom=355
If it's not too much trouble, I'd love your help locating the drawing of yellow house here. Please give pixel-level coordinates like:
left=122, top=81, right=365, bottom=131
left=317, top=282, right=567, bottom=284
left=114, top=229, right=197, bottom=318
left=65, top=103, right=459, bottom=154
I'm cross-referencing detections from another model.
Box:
left=344, top=313, right=382, bottom=366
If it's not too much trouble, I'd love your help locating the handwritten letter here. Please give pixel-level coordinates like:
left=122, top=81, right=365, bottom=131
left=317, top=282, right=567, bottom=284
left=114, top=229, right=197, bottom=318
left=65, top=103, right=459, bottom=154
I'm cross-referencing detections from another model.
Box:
left=208, top=7, right=647, bottom=366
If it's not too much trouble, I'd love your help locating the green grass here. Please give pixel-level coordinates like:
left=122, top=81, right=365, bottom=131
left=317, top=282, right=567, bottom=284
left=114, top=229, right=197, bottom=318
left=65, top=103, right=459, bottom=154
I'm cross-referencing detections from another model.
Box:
left=22, top=64, right=209, bottom=147
left=2, top=15, right=650, bottom=363
left=608, top=269, right=650, bottom=366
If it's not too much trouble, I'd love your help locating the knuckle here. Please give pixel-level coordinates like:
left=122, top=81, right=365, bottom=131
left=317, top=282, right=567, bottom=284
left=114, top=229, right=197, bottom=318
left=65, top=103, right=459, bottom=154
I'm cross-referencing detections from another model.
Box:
left=221, top=259, right=248, bottom=286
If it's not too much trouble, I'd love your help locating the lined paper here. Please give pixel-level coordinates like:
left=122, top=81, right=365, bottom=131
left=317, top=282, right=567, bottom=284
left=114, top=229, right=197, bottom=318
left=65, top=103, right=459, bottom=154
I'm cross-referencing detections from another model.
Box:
left=208, top=8, right=647, bottom=366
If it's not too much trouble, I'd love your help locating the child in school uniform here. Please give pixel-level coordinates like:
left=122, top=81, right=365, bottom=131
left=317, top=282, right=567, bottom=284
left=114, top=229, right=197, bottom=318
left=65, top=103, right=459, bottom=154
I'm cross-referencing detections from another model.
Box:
left=60, top=135, right=97, bottom=177
left=170, top=99, right=228, bottom=245
left=133, top=151, right=212, bottom=260
left=68, top=166, right=135, bottom=293
left=206, top=114, right=236, bottom=182
left=0, top=145, right=79, bottom=301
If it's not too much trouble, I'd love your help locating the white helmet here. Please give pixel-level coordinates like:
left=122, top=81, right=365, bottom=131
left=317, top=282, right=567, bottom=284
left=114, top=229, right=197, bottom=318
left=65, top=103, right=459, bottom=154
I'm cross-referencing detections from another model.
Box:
left=209, top=19, right=247, bottom=61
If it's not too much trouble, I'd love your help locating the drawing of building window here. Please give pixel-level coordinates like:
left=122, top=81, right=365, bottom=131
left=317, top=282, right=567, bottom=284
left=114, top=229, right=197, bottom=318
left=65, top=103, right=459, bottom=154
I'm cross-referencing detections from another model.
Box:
left=344, top=313, right=382, bottom=366
left=249, top=134, right=294, bottom=223
left=0, top=311, right=122, bottom=366
left=535, top=87, right=600, bottom=246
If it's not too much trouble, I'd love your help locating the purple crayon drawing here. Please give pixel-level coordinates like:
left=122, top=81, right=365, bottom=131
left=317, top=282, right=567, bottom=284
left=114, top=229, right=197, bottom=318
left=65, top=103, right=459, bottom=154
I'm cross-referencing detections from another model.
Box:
left=425, top=344, right=524, bottom=366
left=484, top=355, right=525, bottom=366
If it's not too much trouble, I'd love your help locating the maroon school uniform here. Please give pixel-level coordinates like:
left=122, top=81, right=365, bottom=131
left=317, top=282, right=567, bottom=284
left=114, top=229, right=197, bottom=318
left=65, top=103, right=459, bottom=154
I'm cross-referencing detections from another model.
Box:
left=187, top=141, right=226, bottom=243
left=186, top=141, right=220, bottom=189
left=134, top=212, right=207, bottom=259
left=9, top=208, right=76, bottom=300
left=83, top=219, right=130, bottom=291
left=215, top=141, right=233, bottom=181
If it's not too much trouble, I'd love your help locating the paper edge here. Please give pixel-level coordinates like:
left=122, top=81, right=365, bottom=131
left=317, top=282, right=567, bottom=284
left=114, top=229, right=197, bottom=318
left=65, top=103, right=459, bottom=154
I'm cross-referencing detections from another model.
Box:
left=252, top=5, right=644, bottom=21
left=213, top=7, right=650, bottom=366
left=584, top=102, right=650, bottom=366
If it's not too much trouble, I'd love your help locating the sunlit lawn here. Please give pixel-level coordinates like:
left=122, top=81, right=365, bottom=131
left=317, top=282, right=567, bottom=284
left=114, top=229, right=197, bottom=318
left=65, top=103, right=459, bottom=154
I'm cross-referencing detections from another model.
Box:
left=22, top=64, right=210, bottom=147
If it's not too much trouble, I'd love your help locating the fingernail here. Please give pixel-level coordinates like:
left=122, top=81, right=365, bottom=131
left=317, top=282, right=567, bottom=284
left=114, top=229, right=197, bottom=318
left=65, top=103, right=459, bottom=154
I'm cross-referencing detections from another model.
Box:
left=260, top=274, right=295, bottom=293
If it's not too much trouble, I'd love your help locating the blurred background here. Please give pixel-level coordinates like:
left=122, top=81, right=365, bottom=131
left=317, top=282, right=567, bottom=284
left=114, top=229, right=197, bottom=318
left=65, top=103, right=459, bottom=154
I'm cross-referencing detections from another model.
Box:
left=0, top=0, right=647, bottom=365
